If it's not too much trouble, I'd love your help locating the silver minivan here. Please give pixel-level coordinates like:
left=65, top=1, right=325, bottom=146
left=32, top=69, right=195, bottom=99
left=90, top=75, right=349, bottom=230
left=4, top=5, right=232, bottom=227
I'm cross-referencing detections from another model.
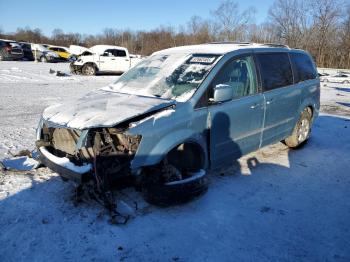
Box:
left=36, top=43, right=320, bottom=206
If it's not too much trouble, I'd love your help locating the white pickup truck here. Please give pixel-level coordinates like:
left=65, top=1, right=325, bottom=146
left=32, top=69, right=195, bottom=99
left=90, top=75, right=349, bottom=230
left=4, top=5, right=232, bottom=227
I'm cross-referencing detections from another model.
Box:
left=70, top=45, right=142, bottom=75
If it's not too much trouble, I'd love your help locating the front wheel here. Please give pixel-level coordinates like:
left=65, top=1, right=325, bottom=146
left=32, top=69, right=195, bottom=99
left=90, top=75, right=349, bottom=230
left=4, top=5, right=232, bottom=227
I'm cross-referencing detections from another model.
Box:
left=284, top=107, right=312, bottom=148
left=82, top=64, right=96, bottom=75
left=141, top=164, right=208, bottom=206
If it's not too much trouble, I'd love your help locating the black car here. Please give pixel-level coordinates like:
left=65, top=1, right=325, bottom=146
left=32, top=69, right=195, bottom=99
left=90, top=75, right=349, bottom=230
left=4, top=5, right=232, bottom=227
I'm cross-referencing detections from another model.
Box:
left=19, top=42, right=35, bottom=61
left=0, top=40, right=24, bottom=61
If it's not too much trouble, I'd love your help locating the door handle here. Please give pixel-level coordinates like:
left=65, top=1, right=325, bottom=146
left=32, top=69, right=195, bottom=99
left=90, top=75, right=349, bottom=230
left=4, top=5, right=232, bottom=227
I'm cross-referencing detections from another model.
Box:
left=125, top=59, right=130, bottom=61
left=111, top=58, right=115, bottom=60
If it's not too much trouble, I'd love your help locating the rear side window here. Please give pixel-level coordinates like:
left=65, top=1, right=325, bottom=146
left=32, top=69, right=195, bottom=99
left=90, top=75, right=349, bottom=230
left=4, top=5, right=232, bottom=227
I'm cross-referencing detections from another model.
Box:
left=290, top=53, right=317, bottom=82
left=256, top=53, right=293, bottom=91
left=116, top=50, right=126, bottom=57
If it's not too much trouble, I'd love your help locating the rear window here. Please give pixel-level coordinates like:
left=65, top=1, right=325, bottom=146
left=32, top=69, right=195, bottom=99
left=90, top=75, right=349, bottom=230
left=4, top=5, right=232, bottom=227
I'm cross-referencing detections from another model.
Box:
left=256, top=53, right=293, bottom=91
left=290, top=53, right=317, bottom=82
left=116, top=50, right=126, bottom=57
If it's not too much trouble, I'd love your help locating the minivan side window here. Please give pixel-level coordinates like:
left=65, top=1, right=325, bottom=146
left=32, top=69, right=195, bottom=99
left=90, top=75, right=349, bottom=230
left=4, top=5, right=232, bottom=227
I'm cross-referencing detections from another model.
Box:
left=290, top=53, right=317, bottom=83
left=209, top=55, right=258, bottom=101
left=256, top=53, right=293, bottom=91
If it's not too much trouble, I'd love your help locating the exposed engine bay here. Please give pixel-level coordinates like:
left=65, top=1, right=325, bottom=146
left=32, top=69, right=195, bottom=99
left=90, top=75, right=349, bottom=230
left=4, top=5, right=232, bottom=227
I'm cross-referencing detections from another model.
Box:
left=37, top=124, right=141, bottom=181
left=36, top=124, right=142, bottom=223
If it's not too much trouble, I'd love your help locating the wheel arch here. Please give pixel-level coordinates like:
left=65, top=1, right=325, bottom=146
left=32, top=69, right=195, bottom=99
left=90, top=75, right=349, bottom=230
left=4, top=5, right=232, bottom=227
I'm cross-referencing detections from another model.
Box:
left=131, top=129, right=209, bottom=170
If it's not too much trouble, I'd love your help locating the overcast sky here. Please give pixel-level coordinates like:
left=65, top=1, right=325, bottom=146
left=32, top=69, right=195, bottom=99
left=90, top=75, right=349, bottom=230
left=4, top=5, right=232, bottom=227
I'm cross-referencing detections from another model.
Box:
left=0, top=0, right=274, bottom=35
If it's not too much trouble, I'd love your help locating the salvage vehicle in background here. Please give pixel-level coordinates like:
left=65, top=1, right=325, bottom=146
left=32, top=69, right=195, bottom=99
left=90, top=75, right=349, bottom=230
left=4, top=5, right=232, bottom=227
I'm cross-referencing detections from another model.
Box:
left=70, top=45, right=142, bottom=75
left=48, top=46, right=72, bottom=61
left=19, top=42, right=35, bottom=61
left=320, top=73, right=350, bottom=84
left=31, top=44, right=60, bottom=62
left=0, top=39, right=24, bottom=61
left=36, top=42, right=320, bottom=209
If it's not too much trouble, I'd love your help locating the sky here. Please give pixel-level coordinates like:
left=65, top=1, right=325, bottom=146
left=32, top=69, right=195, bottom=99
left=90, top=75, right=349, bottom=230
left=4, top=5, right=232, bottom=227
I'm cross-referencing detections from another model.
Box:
left=0, top=0, right=274, bottom=36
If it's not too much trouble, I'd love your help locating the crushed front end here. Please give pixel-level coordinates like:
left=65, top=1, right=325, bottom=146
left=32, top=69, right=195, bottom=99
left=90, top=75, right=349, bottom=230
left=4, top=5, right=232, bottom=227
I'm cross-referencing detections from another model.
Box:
left=36, top=121, right=141, bottom=186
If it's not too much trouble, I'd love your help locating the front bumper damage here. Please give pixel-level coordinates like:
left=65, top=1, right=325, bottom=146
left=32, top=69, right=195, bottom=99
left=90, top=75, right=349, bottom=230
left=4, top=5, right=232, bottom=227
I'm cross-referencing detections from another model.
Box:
left=36, top=122, right=141, bottom=185
left=70, top=62, right=83, bottom=74
left=37, top=146, right=92, bottom=183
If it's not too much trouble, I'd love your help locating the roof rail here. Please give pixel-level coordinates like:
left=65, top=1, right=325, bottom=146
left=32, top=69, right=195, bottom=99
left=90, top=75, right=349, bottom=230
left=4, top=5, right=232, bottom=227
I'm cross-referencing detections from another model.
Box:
left=260, top=43, right=290, bottom=48
left=206, top=41, right=252, bottom=45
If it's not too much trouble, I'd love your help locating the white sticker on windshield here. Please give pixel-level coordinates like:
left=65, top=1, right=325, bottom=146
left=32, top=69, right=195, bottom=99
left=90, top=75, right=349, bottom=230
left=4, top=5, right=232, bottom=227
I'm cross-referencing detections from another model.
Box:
left=189, top=56, right=216, bottom=64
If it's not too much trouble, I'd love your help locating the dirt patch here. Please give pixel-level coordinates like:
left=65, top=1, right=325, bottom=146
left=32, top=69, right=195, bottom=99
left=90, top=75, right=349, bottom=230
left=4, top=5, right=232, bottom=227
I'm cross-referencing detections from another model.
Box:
left=320, top=104, right=350, bottom=117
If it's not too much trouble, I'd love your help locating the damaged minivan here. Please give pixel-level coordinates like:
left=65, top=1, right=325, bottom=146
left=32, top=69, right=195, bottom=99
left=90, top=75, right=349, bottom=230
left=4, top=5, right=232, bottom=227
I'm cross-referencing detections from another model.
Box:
left=36, top=42, right=320, bottom=206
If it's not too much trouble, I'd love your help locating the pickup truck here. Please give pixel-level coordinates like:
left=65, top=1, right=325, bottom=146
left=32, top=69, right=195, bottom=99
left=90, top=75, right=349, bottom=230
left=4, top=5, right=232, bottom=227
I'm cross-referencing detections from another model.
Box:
left=70, top=45, right=142, bottom=75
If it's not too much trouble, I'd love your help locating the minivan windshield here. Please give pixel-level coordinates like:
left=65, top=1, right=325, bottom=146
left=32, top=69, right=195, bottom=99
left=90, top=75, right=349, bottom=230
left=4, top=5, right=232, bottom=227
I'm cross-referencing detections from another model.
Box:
left=108, top=52, right=220, bottom=102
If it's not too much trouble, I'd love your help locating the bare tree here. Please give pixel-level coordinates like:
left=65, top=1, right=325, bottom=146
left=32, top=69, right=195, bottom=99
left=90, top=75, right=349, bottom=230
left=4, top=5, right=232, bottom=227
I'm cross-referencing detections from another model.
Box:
left=186, top=16, right=213, bottom=44
left=268, top=0, right=310, bottom=47
left=309, top=0, right=343, bottom=67
left=338, top=6, right=350, bottom=68
left=212, top=0, right=256, bottom=41
left=2, top=0, right=350, bottom=68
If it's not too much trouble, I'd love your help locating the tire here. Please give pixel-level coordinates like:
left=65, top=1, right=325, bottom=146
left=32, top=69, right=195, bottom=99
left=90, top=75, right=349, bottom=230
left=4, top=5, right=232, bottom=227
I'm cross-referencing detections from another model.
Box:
left=40, top=56, right=48, bottom=63
left=82, top=64, right=96, bottom=76
left=284, top=107, right=312, bottom=148
left=0, top=50, right=6, bottom=61
left=141, top=165, right=208, bottom=206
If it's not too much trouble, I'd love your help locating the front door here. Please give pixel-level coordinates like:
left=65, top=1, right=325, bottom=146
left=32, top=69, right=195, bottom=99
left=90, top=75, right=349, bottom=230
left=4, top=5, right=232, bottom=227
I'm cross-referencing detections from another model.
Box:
left=208, top=54, right=264, bottom=168
left=98, top=49, right=118, bottom=71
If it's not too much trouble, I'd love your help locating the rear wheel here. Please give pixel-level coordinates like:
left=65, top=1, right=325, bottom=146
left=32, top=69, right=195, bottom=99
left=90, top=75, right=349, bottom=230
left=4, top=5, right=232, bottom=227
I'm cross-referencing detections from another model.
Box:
left=284, top=107, right=312, bottom=148
left=40, top=56, right=47, bottom=63
left=0, top=51, right=5, bottom=61
left=82, top=64, right=96, bottom=75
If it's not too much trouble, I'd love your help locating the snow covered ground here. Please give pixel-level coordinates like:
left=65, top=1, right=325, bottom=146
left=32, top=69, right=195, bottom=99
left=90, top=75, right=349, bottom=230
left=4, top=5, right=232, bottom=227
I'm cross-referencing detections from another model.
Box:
left=0, top=61, right=350, bottom=261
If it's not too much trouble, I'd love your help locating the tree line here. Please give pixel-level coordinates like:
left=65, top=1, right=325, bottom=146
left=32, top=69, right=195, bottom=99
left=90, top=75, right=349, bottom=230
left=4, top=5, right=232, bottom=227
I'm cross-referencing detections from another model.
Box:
left=1, top=0, right=349, bottom=69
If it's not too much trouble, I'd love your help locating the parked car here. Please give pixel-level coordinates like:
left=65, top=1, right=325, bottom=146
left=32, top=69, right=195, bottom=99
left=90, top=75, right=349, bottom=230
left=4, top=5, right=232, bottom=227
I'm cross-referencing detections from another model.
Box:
left=36, top=43, right=320, bottom=206
left=48, top=46, right=71, bottom=60
left=321, top=73, right=350, bottom=84
left=31, top=44, right=60, bottom=62
left=70, top=45, right=142, bottom=75
left=19, top=42, right=35, bottom=61
left=0, top=39, right=24, bottom=61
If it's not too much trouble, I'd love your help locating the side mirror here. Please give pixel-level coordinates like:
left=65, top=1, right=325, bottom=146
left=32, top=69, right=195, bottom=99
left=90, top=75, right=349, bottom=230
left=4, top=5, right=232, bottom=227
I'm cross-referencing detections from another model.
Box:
left=213, top=84, right=233, bottom=103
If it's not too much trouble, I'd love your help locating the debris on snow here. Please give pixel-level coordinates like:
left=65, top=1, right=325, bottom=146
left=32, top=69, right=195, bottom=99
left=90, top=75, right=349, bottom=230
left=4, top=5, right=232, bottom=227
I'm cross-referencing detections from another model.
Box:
left=1, top=155, right=39, bottom=171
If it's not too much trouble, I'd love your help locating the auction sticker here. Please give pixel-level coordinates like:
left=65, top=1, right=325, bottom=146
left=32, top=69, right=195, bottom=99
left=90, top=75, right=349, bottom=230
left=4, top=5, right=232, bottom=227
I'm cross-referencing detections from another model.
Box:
left=189, top=56, right=217, bottom=64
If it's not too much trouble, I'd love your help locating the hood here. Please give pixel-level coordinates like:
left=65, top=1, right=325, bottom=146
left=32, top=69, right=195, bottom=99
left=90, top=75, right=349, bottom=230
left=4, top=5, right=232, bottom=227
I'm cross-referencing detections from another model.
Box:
left=42, top=90, right=176, bottom=130
left=69, top=45, right=92, bottom=55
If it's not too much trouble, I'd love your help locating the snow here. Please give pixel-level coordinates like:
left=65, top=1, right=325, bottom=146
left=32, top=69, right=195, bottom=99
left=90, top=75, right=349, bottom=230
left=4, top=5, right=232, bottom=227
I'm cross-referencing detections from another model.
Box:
left=1, top=156, right=39, bottom=171
left=42, top=90, right=175, bottom=129
left=109, top=52, right=218, bottom=101
left=40, top=147, right=91, bottom=173
left=0, top=61, right=118, bottom=158
left=0, top=62, right=350, bottom=261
